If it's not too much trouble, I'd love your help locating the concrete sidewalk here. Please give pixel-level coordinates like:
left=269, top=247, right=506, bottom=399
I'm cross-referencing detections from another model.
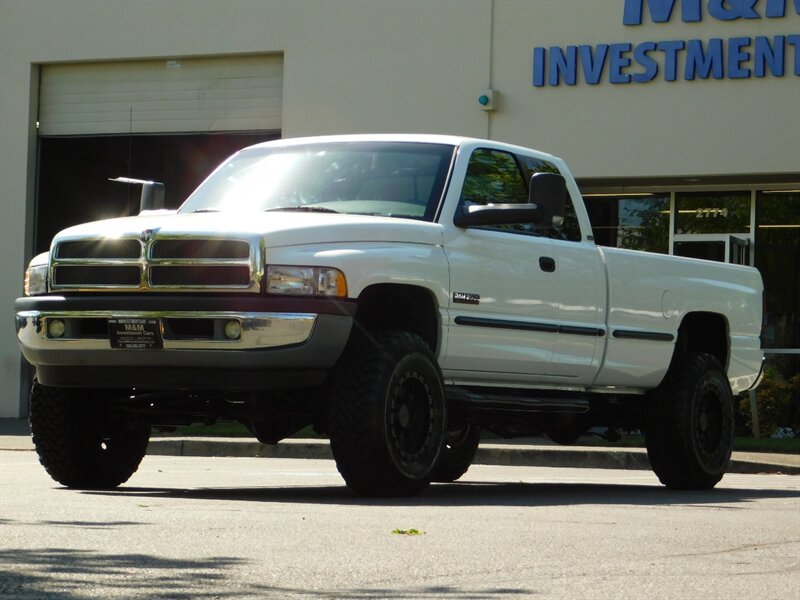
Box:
left=2, top=418, right=799, bottom=475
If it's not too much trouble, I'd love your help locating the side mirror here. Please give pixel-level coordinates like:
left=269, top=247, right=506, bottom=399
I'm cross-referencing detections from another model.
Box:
left=453, top=203, right=542, bottom=227
left=139, top=181, right=166, bottom=212
left=109, top=177, right=166, bottom=213
left=529, top=172, right=567, bottom=227
left=453, top=172, right=569, bottom=228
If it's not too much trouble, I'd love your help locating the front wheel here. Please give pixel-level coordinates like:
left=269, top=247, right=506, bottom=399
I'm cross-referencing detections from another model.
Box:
left=432, top=423, right=480, bottom=483
left=644, top=352, right=734, bottom=490
left=29, top=381, right=150, bottom=488
left=327, top=331, right=446, bottom=496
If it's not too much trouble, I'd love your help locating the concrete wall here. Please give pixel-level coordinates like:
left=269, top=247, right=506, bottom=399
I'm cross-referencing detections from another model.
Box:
left=1, top=0, right=798, bottom=416
left=490, top=1, right=800, bottom=177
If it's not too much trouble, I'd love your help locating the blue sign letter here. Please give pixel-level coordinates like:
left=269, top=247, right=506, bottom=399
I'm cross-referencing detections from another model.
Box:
left=533, top=47, right=546, bottom=87
left=579, top=45, right=609, bottom=85
left=754, top=36, right=785, bottom=77
left=728, top=37, right=753, bottom=78
left=765, top=0, right=800, bottom=17
left=633, top=42, right=660, bottom=82
left=623, top=0, right=701, bottom=25
left=656, top=40, right=686, bottom=80
left=707, top=0, right=759, bottom=20
left=685, top=39, right=724, bottom=79
left=548, top=46, right=578, bottom=86
left=787, top=34, right=800, bottom=75
left=609, top=43, right=633, bottom=83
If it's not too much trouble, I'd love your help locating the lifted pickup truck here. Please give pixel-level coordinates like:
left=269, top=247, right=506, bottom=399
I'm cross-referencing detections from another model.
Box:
left=16, top=134, right=764, bottom=496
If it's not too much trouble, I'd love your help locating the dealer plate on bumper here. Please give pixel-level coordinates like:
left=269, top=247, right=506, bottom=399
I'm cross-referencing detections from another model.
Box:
left=108, top=318, right=163, bottom=350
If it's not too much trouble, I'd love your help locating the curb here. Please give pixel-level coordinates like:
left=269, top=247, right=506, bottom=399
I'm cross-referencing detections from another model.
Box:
left=3, top=418, right=798, bottom=476
left=143, top=437, right=800, bottom=476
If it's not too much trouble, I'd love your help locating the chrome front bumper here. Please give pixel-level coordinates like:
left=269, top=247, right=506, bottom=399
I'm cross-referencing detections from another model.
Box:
left=16, top=310, right=317, bottom=352
left=15, top=295, right=355, bottom=389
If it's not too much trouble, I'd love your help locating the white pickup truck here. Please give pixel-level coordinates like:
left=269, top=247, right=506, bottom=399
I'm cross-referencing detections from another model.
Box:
left=16, top=134, right=764, bottom=496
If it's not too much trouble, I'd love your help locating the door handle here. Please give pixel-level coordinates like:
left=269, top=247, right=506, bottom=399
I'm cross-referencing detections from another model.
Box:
left=539, top=257, right=556, bottom=273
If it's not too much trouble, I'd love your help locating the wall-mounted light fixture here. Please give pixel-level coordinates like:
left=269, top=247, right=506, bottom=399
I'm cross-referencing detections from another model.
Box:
left=478, top=89, right=496, bottom=111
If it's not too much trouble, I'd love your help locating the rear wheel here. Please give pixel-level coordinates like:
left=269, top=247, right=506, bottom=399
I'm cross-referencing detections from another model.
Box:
left=328, top=331, right=446, bottom=496
left=644, top=352, right=734, bottom=490
left=29, top=381, right=150, bottom=488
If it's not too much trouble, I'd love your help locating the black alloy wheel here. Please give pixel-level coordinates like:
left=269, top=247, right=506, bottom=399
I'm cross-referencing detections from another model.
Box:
left=328, top=331, right=446, bottom=496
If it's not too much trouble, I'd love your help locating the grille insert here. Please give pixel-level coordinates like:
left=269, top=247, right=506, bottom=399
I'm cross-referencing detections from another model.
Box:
left=150, top=265, right=251, bottom=287
left=53, top=265, right=141, bottom=287
left=151, top=239, right=250, bottom=259
left=56, top=239, right=141, bottom=259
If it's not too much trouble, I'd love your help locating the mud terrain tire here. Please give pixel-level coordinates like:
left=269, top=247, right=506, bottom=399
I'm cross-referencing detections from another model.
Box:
left=29, top=381, right=150, bottom=488
left=644, top=353, right=734, bottom=490
left=328, top=331, right=446, bottom=496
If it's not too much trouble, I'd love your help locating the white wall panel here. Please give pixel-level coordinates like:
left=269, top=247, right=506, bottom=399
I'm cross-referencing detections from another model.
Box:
left=39, top=55, right=283, bottom=135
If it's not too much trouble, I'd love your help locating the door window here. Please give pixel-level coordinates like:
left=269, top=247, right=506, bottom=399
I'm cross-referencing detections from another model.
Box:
left=458, top=148, right=581, bottom=241
left=460, top=148, right=527, bottom=205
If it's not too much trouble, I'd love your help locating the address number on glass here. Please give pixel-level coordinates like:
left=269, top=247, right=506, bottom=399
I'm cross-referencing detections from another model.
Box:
left=108, top=318, right=163, bottom=350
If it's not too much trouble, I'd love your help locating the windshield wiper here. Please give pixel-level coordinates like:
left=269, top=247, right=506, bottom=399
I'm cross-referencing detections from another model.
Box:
left=190, top=208, right=223, bottom=213
left=264, top=206, right=340, bottom=214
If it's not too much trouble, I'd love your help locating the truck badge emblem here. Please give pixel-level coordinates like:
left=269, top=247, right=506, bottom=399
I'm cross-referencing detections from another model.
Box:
left=139, top=228, right=157, bottom=244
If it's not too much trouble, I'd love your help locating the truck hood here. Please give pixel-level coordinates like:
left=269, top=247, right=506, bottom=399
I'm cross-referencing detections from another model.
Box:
left=52, top=211, right=445, bottom=248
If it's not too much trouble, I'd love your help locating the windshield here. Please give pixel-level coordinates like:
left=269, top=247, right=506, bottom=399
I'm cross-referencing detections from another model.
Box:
left=179, top=142, right=455, bottom=221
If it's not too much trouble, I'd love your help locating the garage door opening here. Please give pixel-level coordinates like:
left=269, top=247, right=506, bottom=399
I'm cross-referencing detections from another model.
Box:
left=35, top=54, right=284, bottom=253
left=34, top=131, right=278, bottom=254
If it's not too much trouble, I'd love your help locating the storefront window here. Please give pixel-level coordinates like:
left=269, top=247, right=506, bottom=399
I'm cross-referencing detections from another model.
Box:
left=757, top=191, right=800, bottom=354
left=675, top=191, right=750, bottom=234
left=584, top=194, right=669, bottom=254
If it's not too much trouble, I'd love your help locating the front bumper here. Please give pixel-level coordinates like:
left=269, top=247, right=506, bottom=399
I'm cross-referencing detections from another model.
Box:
left=15, top=295, right=355, bottom=389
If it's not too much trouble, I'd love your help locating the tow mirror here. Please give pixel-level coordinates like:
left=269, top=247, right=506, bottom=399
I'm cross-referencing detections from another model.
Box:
left=453, top=172, right=569, bottom=228
left=453, top=203, right=542, bottom=227
left=529, top=172, right=567, bottom=227
left=109, top=177, right=166, bottom=213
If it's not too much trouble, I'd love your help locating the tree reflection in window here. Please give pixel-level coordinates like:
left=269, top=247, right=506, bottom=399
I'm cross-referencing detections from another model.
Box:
left=584, top=195, right=670, bottom=253
left=460, top=149, right=527, bottom=205
left=459, top=148, right=581, bottom=242
left=675, top=191, right=750, bottom=234
left=756, top=191, right=800, bottom=358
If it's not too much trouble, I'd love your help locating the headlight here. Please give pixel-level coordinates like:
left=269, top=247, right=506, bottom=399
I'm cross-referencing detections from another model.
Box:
left=266, top=266, right=347, bottom=297
left=24, top=262, right=49, bottom=296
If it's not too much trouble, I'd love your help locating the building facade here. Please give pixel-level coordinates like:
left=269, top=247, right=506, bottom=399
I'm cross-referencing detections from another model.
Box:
left=1, top=0, right=798, bottom=417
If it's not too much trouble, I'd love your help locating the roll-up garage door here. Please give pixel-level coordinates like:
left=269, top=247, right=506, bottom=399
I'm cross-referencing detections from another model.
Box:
left=39, top=54, right=283, bottom=136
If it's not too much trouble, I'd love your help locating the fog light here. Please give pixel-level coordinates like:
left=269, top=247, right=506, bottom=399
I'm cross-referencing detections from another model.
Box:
left=48, top=319, right=66, bottom=338
left=224, top=320, right=241, bottom=340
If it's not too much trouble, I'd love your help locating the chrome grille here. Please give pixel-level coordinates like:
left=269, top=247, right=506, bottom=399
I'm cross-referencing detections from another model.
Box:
left=49, top=235, right=259, bottom=292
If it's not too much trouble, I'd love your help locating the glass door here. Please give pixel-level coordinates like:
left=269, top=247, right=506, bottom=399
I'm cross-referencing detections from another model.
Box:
left=756, top=191, right=799, bottom=380
left=671, top=191, right=753, bottom=265
left=673, top=235, right=750, bottom=265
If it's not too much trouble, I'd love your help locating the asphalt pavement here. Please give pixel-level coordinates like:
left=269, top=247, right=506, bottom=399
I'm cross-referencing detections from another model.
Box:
left=2, top=418, right=798, bottom=475
left=4, top=452, right=800, bottom=599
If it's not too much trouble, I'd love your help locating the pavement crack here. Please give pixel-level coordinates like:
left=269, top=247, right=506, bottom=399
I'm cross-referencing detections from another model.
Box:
left=666, top=539, right=800, bottom=558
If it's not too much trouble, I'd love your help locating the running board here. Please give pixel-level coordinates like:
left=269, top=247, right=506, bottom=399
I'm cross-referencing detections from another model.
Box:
left=446, top=387, right=590, bottom=414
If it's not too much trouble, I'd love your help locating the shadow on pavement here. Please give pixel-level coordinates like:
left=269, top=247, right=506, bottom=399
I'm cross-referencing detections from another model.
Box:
left=80, top=480, right=800, bottom=508
left=0, top=547, right=533, bottom=599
